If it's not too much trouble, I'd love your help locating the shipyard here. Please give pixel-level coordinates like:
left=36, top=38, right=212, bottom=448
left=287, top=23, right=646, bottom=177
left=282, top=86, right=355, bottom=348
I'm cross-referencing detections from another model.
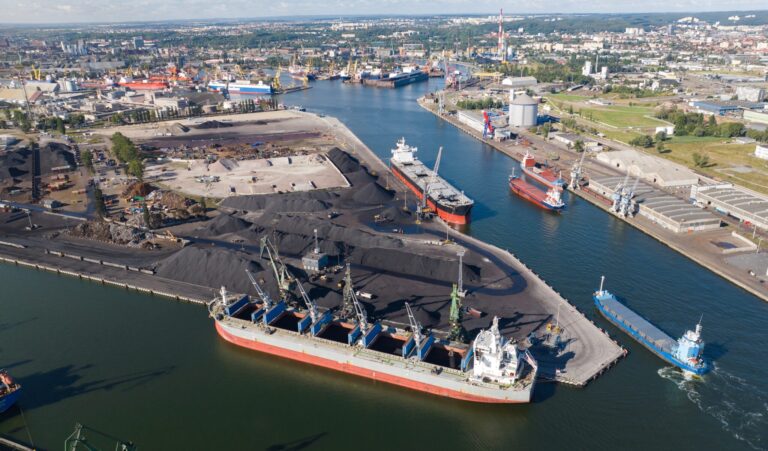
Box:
left=1, top=6, right=768, bottom=451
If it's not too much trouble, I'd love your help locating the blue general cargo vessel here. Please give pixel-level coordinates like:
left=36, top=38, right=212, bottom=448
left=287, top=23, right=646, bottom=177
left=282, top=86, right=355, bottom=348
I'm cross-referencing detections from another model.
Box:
left=593, top=277, right=709, bottom=376
left=0, top=370, right=21, bottom=413
left=208, top=80, right=272, bottom=95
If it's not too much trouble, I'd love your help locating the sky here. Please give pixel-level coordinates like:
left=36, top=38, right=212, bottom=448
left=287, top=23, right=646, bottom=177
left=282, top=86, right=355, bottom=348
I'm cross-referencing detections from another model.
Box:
left=1, top=0, right=766, bottom=24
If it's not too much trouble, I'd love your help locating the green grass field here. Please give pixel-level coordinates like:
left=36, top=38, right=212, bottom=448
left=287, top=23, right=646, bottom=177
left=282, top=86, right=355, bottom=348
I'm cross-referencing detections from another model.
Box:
left=578, top=105, right=669, bottom=129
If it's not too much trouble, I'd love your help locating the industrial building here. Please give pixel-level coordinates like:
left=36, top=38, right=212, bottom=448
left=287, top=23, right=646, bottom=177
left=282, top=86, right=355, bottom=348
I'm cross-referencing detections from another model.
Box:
left=690, top=99, right=764, bottom=116
left=501, top=76, right=538, bottom=89
left=744, top=110, right=768, bottom=125
left=508, top=92, right=538, bottom=128
left=691, top=184, right=768, bottom=231
left=590, top=176, right=721, bottom=233
left=596, top=149, right=699, bottom=188
left=736, top=86, right=766, bottom=102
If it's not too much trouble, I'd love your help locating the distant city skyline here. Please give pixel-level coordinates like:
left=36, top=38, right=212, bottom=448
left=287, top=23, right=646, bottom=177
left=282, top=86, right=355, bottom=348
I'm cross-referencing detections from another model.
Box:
left=1, top=0, right=767, bottom=24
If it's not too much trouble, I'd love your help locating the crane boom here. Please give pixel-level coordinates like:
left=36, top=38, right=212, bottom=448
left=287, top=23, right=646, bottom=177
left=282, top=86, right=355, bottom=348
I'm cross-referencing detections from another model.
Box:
left=352, top=290, right=368, bottom=332
left=405, top=302, right=423, bottom=350
left=245, top=269, right=273, bottom=309
left=422, top=146, right=443, bottom=213
left=295, top=277, right=319, bottom=323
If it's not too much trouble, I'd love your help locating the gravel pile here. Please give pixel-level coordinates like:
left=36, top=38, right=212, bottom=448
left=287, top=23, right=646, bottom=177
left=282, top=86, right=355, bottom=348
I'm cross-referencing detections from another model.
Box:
left=68, top=221, right=146, bottom=246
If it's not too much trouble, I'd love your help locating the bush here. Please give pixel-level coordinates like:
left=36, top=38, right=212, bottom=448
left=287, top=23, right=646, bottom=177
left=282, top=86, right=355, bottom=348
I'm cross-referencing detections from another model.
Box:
left=629, top=134, right=654, bottom=148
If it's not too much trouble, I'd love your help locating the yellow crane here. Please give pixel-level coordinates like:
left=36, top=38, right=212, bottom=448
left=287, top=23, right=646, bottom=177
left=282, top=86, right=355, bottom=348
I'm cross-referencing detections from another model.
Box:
left=272, top=66, right=282, bottom=92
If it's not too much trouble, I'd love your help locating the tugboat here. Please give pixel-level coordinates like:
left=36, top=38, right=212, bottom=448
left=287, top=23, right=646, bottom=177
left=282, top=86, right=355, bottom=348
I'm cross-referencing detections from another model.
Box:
left=593, top=276, right=709, bottom=376
left=508, top=168, right=565, bottom=211
left=0, top=370, right=21, bottom=413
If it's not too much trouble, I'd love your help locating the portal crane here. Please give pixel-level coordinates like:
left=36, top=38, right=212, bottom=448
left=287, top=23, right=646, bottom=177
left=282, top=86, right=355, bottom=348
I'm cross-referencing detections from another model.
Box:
left=245, top=269, right=273, bottom=310
left=405, top=302, right=424, bottom=353
left=295, top=276, right=319, bottom=324
left=570, top=149, right=587, bottom=190
left=341, top=263, right=355, bottom=319
left=448, top=283, right=465, bottom=342
left=260, top=236, right=295, bottom=299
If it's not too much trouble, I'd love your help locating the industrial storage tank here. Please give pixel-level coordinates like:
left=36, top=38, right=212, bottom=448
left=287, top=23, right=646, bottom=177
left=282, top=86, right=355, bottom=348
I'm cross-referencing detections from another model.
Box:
left=508, top=92, right=538, bottom=128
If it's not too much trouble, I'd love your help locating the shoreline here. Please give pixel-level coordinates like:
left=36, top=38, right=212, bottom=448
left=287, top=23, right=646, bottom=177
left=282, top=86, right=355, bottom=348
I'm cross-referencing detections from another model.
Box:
left=417, top=96, right=768, bottom=304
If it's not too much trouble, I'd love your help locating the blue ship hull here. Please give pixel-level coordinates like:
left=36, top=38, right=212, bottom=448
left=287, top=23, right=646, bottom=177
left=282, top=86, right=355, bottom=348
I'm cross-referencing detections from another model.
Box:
left=0, top=388, right=21, bottom=413
left=208, top=84, right=272, bottom=95
left=593, top=292, right=709, bottom=375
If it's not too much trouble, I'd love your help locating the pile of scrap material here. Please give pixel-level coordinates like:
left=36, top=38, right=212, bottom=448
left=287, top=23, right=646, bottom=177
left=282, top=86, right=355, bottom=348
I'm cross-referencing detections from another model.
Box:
left=122, top=181, right=156, bottom=198
left=68, top=221, right=148, bottom=246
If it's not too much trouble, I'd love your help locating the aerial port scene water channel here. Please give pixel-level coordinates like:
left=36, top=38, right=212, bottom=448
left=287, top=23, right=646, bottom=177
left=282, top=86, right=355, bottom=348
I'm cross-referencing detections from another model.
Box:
left=1, top=10, right=768, bottom=451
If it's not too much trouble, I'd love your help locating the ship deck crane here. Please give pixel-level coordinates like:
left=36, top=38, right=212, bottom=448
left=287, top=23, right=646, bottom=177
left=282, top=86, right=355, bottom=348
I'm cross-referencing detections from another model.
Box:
left=405, top=302, right=423, bottom=353
left=295, top=276, right=319, bottom=324
left=417, top=146, right=442, bottom=223
left=260, top=236, right=295, bottom=299
left=448, top=283, right=465, bottom=342
left=245, top=269, right=273, bottom=310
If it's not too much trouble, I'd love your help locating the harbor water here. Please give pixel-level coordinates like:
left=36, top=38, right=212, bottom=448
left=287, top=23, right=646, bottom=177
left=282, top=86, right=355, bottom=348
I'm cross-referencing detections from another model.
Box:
left=1, top=78, right=767, bottom=450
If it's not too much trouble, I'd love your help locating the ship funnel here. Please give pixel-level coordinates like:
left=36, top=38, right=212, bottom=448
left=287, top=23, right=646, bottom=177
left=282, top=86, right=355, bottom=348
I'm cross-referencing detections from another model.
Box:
left=599, top=276, right=605, bottom=295
left=220, top=286, right=228, bottom=305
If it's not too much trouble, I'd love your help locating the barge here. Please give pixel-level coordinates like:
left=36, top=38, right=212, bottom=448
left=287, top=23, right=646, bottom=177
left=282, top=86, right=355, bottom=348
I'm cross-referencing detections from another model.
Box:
left=593, top=276, right=709, bottom=376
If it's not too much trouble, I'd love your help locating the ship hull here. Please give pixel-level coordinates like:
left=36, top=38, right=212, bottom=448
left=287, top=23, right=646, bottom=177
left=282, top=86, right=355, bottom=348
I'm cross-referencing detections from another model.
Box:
left=521, top=166, right=564, bottom=189
left=0, top=388, right=21, bottom=413
left=391, top=164, right=472, bottom=225
left=593, top=294, right=709, bottom=375
left=119, top=82, right=167, bottom=90
left=215, top=320, right=533, bottom=403
left=509, top=179, right=564, bottom=211
left=208, top=84, right=272, bottom=95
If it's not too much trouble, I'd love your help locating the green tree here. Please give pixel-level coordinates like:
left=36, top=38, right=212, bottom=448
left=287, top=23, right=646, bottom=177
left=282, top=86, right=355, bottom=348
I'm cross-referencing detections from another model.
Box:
left=81, top=150, right=94, bottom=173
left=127, top=159, right=144, bottom=181
left=574, top=139, right=585, bottom=152
left=629, top=134, right=654, bottom=148
left=654, top=130, right=667, bottom=142
left=93, top=187, right=107, bottom=218
left=541, top=122, right=551, bottom=139
left=692, top=152, right=710, bottom=168
left=55, top=117, right=66, bottom=134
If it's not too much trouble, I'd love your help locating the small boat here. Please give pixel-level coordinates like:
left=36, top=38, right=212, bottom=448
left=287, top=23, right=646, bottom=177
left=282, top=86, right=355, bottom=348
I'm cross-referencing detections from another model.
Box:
left=0, top=370, right=21, bottom=413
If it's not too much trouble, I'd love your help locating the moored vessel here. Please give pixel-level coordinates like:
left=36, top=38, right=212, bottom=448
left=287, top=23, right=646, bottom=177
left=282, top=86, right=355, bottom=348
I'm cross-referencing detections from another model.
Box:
left=209, top=268, right=537, bottom=403
left=521, top=151, right=565, bottom=189
left=389, top=138, right=474, bottom=225
left=593, top=276, right=709, bottom=376
left=0, top=370, right=21, bottom=413
left=208, top=79, right=272, bottom=95
left=508, top=168, right=565, bottom=211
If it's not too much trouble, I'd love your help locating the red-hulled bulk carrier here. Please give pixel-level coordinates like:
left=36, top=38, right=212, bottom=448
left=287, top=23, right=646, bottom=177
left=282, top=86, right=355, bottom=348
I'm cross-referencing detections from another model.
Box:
left=509, top=168, right=565, bottom=211
left=210, top=272, right=537, bottom=403
left=521, top=151, right=565, bottom=189
left=389, top=138, right=474, bottom=225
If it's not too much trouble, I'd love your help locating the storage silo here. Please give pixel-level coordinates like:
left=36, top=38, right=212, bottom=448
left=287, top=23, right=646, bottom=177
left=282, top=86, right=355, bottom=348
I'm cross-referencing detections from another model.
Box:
left=508, top=91, right=538, bottom=128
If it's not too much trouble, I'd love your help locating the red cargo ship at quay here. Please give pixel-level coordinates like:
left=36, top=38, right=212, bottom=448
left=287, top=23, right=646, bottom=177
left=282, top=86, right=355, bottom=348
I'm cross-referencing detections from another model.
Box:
left=389, top=138, right=474, bottom=225
left=509, top=168, right=565, bottom=211
left=521, top=151, right=565, bottom=189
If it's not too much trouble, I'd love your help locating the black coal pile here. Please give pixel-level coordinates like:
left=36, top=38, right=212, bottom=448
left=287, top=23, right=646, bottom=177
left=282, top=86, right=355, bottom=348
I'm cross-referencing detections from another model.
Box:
left=39, top=142, right=75, bottom=174
left=220, top=191, right=336, bottom=213
left=197, top=213, right=252, bottom=237
left=327, top=147, right=360, bottom=173
left=193, top=120, right=233, bottom=129
left=245, top=214, right=404, bottom=257
left=379, top=205, right=411, bottom=222
left=0, top=148, right=31, bottom=182
left=155, top=246, right=263, bottom=293
left=352, top=182, right=394, bottom=205
left=350, top=248, right=482, bottom=284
